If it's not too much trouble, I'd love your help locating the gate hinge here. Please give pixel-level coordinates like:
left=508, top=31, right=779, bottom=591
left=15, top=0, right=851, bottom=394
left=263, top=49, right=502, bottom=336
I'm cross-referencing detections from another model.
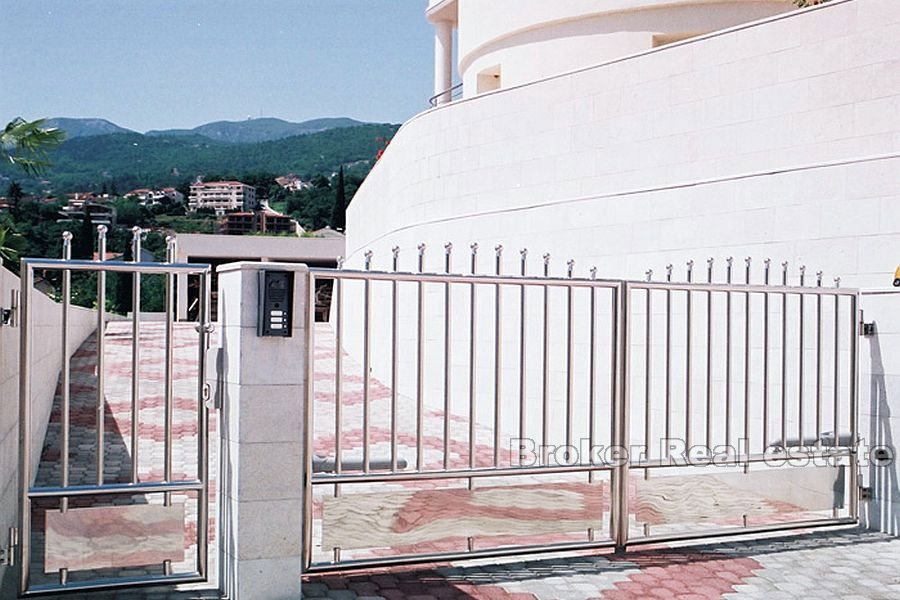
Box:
left=859, top=486, right=873, bottom=501
left=0, top=527, right=18, bottom=566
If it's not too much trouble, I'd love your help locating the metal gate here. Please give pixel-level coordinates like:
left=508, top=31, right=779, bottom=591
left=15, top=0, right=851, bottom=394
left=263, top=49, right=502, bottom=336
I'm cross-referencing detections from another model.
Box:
left=16, top=228, right=213, bottom=596
left=303, top=249, right=860, bottom=571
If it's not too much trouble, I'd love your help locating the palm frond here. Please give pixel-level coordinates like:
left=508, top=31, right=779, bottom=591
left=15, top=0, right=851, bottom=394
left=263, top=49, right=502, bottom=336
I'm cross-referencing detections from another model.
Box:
left=1, top=117, right=66, bottom=176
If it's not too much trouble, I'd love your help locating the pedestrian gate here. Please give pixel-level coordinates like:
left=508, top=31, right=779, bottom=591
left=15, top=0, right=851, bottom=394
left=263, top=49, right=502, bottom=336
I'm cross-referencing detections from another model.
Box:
left=14, top=229, right=213, bottom=596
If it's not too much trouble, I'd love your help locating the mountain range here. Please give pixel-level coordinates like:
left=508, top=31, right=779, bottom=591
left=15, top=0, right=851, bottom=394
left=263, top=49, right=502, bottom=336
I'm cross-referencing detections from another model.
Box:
left=46, top=116, right=367, bottom=144
left=3, top=117, right=398, bottom=194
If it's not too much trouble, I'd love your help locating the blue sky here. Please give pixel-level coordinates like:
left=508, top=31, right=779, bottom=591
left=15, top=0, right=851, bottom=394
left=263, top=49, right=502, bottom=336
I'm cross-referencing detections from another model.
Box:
left=0, top=1, right=434, bottom=132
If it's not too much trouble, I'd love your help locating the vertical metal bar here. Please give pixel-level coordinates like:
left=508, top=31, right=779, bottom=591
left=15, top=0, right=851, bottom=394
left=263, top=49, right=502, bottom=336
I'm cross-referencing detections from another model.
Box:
left=542, top=254, right=551, bottom=464
left=781, top=262, right=789, bottom=447
left=850, top=294, right=860, bottom=519
left=665, top=265, right=673, bottom=456
left=416, top=244, right=426, bottom=470
left=518, top=249, right=528, bottom=463
left=391, top=247, right=400, bottom=472
left=18, top=264, right=34, bottom=594
left=608, top=281, right=619, bottom=539
left=443, top=243, right=453, bottom=470
left=494, top=246, right=504, bottom=465
left=705, top=258, right=714, bottom=450
left=685, top=261, right=693, bottom=450
left=196, top=269, right=210, bottom=578
left=834, top=278, right=841, bottom=446
left=363, top=250, right=373, bottom=473
left=816, top=271, right=824, bottom=448
left=334, top=272, right=343, bottom=491
left=725, top=257, right=733, bottom=454
left=615, top=281, right=631, bottom=550
left=565, top=259, right=575, bottom=452
left=644, top=270, right=652, bottom=464
left=589, top=267, right=598, bottom=477
left=468, top=244, right=478, bottom=470
left=303, top=270, right=316, bottom=570
left=96, top=225, right=108, bottom=486
left=799, top=265, right=806, bottom=446
left=763, top=259, right=771, bottom=451
left=60, top=233, right=72, bottom=513
left=130, top=227, right=142, bottom=484
left=163, top=237, right=175, bottom=516
left=743, top=257, right=751, bottom=462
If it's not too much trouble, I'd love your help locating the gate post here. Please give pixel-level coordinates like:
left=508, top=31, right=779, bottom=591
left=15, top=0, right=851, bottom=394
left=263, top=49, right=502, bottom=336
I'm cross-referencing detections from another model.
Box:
left=216, top=262, right=309, bottom=600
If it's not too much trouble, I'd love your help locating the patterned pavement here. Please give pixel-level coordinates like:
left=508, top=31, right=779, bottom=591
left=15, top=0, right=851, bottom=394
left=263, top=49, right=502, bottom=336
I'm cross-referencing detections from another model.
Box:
left=301, top=529, right=900, bottom=600
left=26, top=322, right=900, bottom=599
left=32, top=320, right=214, bottom=589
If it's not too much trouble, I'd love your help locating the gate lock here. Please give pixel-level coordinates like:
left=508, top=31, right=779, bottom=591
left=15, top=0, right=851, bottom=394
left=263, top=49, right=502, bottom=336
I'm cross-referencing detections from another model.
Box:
left=0, top=290, right=18, bottom=327
left=0, top=528, right=17, bottom=566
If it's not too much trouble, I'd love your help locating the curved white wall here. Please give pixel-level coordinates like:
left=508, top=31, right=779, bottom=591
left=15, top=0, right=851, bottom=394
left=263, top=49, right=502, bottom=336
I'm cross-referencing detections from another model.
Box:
left=353, top=0, right=900, bottom=286
left=349, top=0, right=900, bottom=534
left=456, top=0, right=794, bottom=93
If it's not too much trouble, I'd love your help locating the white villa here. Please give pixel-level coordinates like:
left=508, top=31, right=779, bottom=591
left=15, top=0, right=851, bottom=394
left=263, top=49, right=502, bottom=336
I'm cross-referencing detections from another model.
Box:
left=345, top=0, right=900, bottom=537
left=188, top=180, right=257, bottom=214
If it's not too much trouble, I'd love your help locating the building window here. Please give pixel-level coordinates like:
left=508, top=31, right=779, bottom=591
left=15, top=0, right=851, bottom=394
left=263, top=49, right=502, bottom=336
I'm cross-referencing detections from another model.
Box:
left=477, top=64, right=501, bottom=94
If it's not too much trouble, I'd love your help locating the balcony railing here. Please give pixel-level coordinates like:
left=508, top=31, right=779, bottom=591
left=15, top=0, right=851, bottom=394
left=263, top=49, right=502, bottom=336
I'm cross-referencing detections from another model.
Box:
left=429, top=82, right=463, bottom=107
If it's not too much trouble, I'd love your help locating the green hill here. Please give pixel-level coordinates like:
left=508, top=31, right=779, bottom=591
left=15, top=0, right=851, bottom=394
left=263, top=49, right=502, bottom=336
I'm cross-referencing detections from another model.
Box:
left=45, top=117, right=136, bottom=138
left=146, top=117, right=366, bottom=143
left=1, top=123, right=398, bottom=194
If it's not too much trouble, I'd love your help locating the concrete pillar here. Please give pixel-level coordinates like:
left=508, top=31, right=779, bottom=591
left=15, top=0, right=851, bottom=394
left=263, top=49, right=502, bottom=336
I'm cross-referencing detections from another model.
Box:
left=216, top=261, right=308, bottom=599
left=433, top=19, right=453, bottom=104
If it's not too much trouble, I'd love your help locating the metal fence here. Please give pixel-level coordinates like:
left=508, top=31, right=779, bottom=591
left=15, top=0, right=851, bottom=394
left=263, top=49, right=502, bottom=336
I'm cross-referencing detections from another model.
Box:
left=17, top=228, right=213, bottom=596
left=303, top=248, right=860, bottom=571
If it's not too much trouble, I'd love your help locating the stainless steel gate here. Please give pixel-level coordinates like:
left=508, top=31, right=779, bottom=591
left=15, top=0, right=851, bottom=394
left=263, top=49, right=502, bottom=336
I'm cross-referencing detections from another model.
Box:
left=302, top=249, right=861, bottom=571
left=16, top=229, right=213, bottom=596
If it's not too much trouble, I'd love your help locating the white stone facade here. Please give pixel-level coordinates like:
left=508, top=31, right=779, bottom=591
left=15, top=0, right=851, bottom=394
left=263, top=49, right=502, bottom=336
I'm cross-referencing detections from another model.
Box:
left=347, top=0, right=900, bottom=535
left=427, top=0, right=796, bottom=101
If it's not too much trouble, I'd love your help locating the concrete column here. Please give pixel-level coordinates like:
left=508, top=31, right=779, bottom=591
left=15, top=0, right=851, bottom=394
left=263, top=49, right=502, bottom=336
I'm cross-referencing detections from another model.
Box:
left=216, top=261, right=308, bottom=599
left=433, top=19, right=453, bottom=104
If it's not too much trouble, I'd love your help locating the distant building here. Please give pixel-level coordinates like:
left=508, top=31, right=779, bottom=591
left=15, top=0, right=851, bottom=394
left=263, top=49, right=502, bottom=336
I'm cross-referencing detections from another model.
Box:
left=189, top=181, right=257, bottom=214
left=220, top=212, right=257, bottom=235
left=275, top=174, right=311, bottom=191
left=258, top=210, right=299, bottom=234
left=59, top=201, right=116, bottom=226
left=126, top=187, right=184, bottom=205
left=311, top=226, right=345, bottom=239
left=220, top=209, right=301, bottom=236
left=65, top=192, right=97, bottom=209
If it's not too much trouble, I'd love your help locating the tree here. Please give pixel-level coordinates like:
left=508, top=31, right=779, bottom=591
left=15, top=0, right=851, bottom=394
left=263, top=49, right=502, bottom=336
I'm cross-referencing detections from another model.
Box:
left=1, top=117, right=66, bottom=175
left=331, top=166, right=346, bottom=231
left=6, top=182, right=24, bottom=218
left=0, top=224, right=26, bottom=267
left=74, top=213, right=95, bottom=260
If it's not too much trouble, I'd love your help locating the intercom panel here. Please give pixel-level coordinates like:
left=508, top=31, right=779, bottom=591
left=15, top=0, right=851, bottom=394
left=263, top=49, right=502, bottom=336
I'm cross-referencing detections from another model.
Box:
left=258, top=270, right=294, bottom=337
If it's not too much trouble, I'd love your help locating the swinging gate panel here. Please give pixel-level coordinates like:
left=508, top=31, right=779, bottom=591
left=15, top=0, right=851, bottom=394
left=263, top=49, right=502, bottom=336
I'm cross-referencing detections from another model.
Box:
left=304, top=264, right=860, bottom=571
